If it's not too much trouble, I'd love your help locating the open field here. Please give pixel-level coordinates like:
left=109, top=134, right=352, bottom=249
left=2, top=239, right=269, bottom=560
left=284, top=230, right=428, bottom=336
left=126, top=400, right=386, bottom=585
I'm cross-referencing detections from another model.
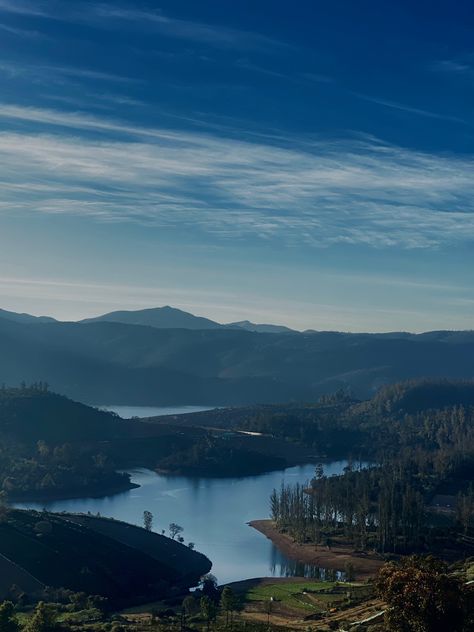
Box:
left=226, top=577, right=382, bottom=630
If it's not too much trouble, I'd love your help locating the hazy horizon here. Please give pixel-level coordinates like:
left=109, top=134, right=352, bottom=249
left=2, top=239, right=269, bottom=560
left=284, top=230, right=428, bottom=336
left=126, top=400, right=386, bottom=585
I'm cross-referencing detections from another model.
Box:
left=1, top=301, right=472, bottom=335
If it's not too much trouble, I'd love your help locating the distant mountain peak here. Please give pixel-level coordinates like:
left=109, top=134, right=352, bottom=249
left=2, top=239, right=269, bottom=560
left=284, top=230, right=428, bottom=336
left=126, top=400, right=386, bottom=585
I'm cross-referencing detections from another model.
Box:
left=226, top=320, right=295, bottom=334
left=81, top=306, right=223, bottom=330
left=80, top=306, right=297, bottom=334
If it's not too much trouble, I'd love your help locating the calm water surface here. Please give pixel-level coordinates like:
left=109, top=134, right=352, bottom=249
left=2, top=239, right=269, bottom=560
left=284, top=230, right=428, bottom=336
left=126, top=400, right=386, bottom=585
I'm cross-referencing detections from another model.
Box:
left=15, top=462, right=352, bottom=584
left=101, top=405, right=217, bottom=419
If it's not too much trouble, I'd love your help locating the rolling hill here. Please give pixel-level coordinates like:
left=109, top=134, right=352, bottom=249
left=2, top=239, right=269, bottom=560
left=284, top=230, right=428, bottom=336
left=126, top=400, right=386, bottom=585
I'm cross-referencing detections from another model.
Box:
left=0, top=510, right=211, bottom=605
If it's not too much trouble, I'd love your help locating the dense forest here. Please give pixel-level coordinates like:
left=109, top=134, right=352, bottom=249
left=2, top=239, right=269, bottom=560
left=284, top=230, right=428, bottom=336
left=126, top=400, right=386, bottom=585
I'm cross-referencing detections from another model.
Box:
left=269, top=380, right=474, bottom=554
left=0, top=385, right=134, bottom=498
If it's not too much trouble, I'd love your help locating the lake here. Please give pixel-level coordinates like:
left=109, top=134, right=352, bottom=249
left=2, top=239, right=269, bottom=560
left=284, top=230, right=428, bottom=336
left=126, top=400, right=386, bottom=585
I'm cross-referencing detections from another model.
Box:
left=14, top=462, right=352, bottom=585
left=101, top=404, right=218, bottom=419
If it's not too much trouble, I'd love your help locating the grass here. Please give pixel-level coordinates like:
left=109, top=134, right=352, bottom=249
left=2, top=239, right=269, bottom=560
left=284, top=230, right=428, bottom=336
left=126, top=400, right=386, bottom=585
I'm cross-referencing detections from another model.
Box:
left=16, top=608, right=104, bottom=626
left=243, top=580, right=373, bottom=617
left=245, top=581, right=339, bottom=613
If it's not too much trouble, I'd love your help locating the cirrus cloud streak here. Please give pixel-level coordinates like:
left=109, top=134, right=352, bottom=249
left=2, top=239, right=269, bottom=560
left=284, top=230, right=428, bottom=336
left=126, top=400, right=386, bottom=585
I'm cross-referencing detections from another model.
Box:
left=0, top=104, right=473, bottom=249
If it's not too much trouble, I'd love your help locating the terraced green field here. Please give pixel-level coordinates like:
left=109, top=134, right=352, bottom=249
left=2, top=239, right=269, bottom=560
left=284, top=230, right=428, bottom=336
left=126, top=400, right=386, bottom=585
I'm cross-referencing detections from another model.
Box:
left=244, top=580, right=370, bottom=615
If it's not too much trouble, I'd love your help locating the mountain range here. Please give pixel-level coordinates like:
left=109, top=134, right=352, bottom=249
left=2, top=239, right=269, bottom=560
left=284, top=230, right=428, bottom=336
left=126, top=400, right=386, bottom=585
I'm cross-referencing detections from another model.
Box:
left=0, top=306, right=473, bottom=405
left=81, top=305, right=294, bottom=333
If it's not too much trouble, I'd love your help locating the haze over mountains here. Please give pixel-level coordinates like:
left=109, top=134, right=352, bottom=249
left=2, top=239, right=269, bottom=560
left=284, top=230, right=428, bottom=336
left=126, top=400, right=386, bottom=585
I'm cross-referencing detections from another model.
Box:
left=0, top=308, right=56, bottom=325
left=0, top=306, right=473, bottom=406
left=81, top=306, right=294, bottom=333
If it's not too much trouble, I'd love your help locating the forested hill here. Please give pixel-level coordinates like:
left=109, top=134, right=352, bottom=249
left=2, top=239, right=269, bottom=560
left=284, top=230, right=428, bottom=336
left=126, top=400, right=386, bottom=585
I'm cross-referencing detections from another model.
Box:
left=266, top=379, right=474, bottom=558
left=0, top=315, right=473, bottom=405
left=0, top=386, right=137, bottom=499
left=0, top=387, right=291, bottom=495
left=358, top=379, right=474, bottom=415
left=151, top=379, right=474, bottom=459
left=0, top=386, right=128, bottom=444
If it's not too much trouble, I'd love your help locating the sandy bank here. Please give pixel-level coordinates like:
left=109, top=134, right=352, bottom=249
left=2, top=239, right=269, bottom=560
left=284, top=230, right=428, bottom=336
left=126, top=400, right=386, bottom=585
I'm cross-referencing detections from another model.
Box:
left=249, top=520, right=384, bottom=579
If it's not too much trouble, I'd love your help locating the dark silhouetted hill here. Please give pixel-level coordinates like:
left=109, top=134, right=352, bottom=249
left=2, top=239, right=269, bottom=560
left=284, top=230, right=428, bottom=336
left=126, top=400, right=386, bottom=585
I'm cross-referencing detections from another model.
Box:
left=0, top=510, right=210, bottom=605
left=0, top=387, right=127, bottom=444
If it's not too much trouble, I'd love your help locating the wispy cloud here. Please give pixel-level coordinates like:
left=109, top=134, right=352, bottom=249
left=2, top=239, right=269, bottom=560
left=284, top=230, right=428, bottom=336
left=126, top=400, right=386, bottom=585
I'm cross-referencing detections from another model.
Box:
left=0, top=103, right=473, bottom=249
left=90, top=4, right=286, bottom=51
left=235, top=59, right=332, bottom=84
left=0, top=22, right=43, bottom=37
left=0, top=0, right=47, bottom=16
left=432, top=59, right=474, bottom=75
left=0, top=0, right=285, bottom=52
left=0, top=60, right=137, bottom=85
left=350, top=91, right=467, bottom=125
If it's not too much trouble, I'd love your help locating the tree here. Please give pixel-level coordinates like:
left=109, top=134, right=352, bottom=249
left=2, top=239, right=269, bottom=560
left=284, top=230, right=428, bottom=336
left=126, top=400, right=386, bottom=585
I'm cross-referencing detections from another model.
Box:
left=182, top=595, right=197, bottom=617
left=200, top=596, right=216, bottom=631
left=375, top=556, right=474, bottom=632
left=169, top=523, right=183, bottom=540
left=201, top=574, right=220, bottom=603
left=24, top=602, right=57, bottom=632
left=143, top=510, right=153, bottom=532
left=344, top=561, right=355, bottom=582
left=188, top=542, right=195, bottom=550
left=221, top=586, right=236, bottom=627
left=0, top=601, right=20, bottom=632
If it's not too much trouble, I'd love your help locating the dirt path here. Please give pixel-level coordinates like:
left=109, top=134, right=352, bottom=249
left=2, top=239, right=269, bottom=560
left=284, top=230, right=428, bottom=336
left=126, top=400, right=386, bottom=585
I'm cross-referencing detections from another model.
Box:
left=250, top=520, right=384, bottom=579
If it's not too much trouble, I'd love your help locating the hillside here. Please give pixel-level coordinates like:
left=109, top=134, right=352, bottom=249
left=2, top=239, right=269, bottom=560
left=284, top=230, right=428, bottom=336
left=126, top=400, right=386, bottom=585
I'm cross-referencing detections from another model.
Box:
left=63, top=514, right=210, bottom=585
left=0, top=315, right=473, bottom=404
left=0, top=387, right=312, bottom=493
left=149, top=378, right=474, bottom=461
left=0, top=386, right=138, bottom=499
left=0, top=309, right=56, bottom=324
left=0, top=510, right=211, bottom=605
left=0, top=387, right=129, bottom=444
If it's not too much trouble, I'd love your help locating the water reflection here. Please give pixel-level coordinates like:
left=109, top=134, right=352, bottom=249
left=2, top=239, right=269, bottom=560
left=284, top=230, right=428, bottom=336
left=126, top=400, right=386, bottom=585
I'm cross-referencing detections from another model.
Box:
left=269, top=546, right=344, bottom=580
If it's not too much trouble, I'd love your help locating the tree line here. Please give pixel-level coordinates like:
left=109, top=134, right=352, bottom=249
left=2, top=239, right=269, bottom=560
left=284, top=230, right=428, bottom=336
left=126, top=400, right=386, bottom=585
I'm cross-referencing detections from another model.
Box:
left=270, top=398, right=474, bottom=554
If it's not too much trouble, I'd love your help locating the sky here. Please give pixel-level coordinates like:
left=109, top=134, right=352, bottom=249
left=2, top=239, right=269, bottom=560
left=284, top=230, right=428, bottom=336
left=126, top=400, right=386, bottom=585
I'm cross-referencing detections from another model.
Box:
left=0, top=0, right=473, bottom=332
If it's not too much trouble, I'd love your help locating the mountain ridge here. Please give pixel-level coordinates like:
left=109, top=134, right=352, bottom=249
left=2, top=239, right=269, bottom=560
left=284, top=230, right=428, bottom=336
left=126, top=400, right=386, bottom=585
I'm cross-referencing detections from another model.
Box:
left=0, top=312, right=473, bottom=405
left=82, top=305, right=298, bottom=333
left=0, top=308, right=56, bottom=325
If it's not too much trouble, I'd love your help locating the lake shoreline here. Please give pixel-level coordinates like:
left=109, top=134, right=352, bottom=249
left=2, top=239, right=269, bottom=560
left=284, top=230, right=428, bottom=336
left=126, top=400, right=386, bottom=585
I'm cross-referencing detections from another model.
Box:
left=249, top=520, right=384, bottom=579
left=9, top=480, right=140, bottom=503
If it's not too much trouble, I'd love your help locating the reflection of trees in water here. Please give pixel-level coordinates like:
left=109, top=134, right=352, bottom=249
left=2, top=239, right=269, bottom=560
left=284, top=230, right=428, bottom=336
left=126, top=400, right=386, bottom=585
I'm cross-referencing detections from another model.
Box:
left=269, top=545, right=344, bottom=581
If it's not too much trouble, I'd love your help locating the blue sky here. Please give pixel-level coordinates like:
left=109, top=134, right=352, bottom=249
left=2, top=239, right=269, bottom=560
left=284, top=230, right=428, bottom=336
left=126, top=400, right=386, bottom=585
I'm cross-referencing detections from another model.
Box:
left=0, top=0, right=473, bottom=331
